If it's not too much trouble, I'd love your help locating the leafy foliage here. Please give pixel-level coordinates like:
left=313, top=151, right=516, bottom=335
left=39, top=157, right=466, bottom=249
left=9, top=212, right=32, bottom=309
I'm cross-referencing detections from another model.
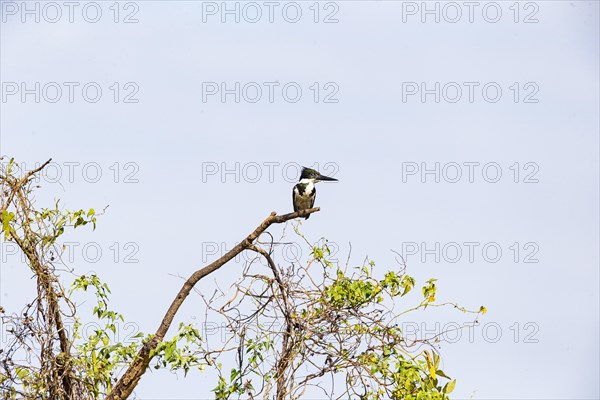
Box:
left=0, top=158, right=485, bottom=400
left=202, top=234, right=485, bottom=399
left=0, top=159, right=205, bottom=399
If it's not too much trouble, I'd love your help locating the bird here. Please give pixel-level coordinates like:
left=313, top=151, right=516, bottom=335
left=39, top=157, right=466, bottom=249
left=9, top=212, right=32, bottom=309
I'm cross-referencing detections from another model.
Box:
left=293, top=167, right=338, bottom=219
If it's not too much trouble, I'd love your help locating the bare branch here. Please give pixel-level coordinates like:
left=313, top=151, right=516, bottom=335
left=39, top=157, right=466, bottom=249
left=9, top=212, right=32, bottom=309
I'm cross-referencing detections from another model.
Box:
left=106, top=207, right=320, bottom=400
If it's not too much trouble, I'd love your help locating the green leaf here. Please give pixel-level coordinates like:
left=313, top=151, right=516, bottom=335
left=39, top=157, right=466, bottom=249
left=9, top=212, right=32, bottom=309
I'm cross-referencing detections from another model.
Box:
left=436, top=369, right=450, bottom=379
left=230, top=368, right=240, bottom=381
left=444, top=379, right=456, bottom=394
left=16, top=367, right=29, bottom=380
left=1, top=210, right=15, bottom=239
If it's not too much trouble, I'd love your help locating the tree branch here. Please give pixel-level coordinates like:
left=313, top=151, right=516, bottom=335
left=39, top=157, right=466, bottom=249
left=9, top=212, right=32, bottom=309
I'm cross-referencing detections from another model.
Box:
left=0, top=158, right=52, bottom=214
left=247, top=244, right=295, bottom=400
left=106, top=207, right=320, bottom=400
left=0, top=158, right=75, bottom=398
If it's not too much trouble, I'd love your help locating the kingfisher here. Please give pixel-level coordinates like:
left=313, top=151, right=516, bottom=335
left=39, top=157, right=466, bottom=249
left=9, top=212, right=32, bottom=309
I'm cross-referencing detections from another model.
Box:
left=293, top=167, right=338, bottom=219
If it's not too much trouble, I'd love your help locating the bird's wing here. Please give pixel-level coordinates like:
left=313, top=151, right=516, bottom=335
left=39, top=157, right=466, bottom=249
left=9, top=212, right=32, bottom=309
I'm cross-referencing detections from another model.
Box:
left=292, top=185, right=299, bottom=212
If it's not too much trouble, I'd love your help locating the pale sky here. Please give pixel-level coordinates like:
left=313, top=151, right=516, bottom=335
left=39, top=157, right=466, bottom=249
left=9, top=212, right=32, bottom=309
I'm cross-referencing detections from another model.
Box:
left=1, top=1, right=599, bottom=399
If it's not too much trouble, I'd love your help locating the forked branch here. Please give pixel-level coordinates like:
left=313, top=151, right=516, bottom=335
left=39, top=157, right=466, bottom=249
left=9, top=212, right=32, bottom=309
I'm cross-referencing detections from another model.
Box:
left=106, top=207, right=320, bottom=400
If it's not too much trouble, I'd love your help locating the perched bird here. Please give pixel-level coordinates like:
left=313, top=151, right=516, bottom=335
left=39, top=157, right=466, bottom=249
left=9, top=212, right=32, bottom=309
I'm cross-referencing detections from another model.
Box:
left=293, top=167, right=338, bottom=219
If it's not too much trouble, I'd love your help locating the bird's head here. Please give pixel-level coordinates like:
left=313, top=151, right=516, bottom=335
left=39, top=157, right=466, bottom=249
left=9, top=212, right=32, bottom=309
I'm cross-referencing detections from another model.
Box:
left=299, top=167, right=338, bottom=183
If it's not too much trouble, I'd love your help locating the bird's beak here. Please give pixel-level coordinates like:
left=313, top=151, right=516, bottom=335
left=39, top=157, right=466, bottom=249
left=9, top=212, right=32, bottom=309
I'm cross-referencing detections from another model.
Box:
left=316, top=174, right=338, bottom=182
